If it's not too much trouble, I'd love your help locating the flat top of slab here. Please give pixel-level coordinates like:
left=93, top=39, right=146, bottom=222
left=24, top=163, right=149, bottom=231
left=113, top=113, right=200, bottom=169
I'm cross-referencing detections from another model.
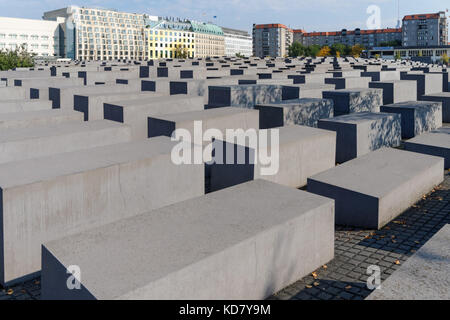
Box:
left=275, top=125, right=336, bottom=145
left=381, top=101, right=441, bottom=109
left=319, top=112, right=396, bottom=124
left=0, top=120, right=127, bottom=143
left=405, top=129, right=450, bottom=148
left=149, top=106, right=257, bottom=122
left=422, top=92, right=450, bottom=98
left=368, top=224, right=450, bottom=300
left=107, top=94, right=201, bottom=107
left=0, top=109, right=82, bottom=121
left=43, top=179, right=333, bottom=300
left=257, top=98, right=332, bottom=108
left=323, top=88, right=382, bottom=95
left=369, top=80, right=412, bottom=85
left=75, top=91, right=157, bottom=98
left=0, top=136, right=181, bottom=188
left=309, top=148, right=443, bottom=198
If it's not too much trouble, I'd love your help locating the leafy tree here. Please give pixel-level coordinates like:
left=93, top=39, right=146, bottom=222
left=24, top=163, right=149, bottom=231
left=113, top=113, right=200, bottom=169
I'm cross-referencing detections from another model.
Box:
left=330, top=43, right=347, bottom=57
left=394, top=51, right=401, bottom=61
left=351, top=44, right=364, bottom=58
left=235, top=52, right=245, bottom=58
left=305, top=44, right=321, bottom=58
left=379, top=40, right=402, bottom=47
left=317, top=46, right=331, bottom=57
left=442, top=53, right=449, bottom=66
left=288, top=41, right=305, bottom=57
left=375, top=54, right=381, bottom=59
left=0, top=45, right=35, bottom=71
left=335, top=51, right=341, bottom=58
left=174, top=45, right=189, bottom=59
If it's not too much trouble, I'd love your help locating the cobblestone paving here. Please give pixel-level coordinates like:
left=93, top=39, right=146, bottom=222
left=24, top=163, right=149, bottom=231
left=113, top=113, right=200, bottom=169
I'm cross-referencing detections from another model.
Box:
left=271, top=170, right=450, bottom=300
left=1, top=171, right=449, bottom=301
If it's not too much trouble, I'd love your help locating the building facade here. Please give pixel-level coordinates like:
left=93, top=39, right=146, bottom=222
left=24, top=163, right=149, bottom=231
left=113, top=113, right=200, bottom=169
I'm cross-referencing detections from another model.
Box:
left=191, top=21, right=224, bottom=58
left=222, top=27, right=252, bottom=57
left=43, top=6, right=148, bottom=61
left=0, top=17, right=62, bottom=57
left=301, top=28, right=402, bottom=48
left=402, top=12, right=448, bottom=47
left=252, top=24, right=293, bottom=58
left=145, top=17, right=195, bottom=59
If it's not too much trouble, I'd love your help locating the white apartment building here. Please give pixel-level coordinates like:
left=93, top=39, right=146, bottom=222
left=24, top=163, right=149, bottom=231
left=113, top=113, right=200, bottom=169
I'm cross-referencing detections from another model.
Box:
left=222, top=27, right=252, bottom=57
left=0, top=17, right=62, bottom=57
left=43, top=6, right=148, bottom=61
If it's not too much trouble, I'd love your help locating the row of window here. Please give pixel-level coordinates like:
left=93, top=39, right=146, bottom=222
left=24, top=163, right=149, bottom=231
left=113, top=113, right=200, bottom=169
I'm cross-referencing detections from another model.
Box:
left=0, top=34, right=53, bottom=41
left=0, top=43, right=52, bottom=49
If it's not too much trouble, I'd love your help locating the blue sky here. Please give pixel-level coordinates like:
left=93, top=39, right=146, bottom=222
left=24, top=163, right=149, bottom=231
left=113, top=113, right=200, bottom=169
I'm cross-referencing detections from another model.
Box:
left=0, top=0, right=449, bottom=33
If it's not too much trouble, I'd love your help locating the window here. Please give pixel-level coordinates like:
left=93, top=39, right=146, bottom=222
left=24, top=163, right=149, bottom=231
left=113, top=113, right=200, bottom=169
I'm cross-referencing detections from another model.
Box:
left=41, top=35, right=49, bottom=41
left=0, top=33, right=5, bottom=39
left=31, top=35, right=39, bottom=41
left=9, top=34, right=17, bottom=39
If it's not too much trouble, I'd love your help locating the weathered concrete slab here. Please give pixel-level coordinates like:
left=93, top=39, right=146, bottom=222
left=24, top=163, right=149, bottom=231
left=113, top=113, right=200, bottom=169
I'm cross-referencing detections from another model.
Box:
left=380, top=101, right=443, bottom=139
left=208, top=84, right=299, bottom=108
left=318, top=112, right=401, bottom=163
left=298, top=84, right=336, bottom=98
left=0, top=137, right=204, bottom=285
left=104, top=95, right=204, bottom=139
left=0, top=110, right=83, bottom=130
left=210, top=125, right=336, bottom=190
left=0, top=120, right=131, bottom=164
left=325, top=77, right=370, bottom=90
left=400, top=72, right=443, bottom=98
left=322, top=89, right=383, bottom=116
left=0, top=100, right=53, bottom=114
left=404, top=127, right=450, bottom=168
left=41, top=180, right=334, bottom=300
left=367, top=224, right=450, bottom=300
left=148, top=107, right=259, bottom=139
left=308, top=148, right=444, bottom=229
left=74, top=92, right=163, bottom=121
left=255, top=98, right=334, bottom=129
left=369, top=80, right=417, bottom=105
left=420, top=92, right=450, bottom=123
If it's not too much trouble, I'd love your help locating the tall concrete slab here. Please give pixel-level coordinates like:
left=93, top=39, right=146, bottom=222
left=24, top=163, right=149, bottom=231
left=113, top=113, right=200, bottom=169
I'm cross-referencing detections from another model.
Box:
left=0, top=120, right=132, bottom=164
left=318, top=112, right=402, bottom=163
left=104, top=95, right=204, bottom=140
left=322, top=89, right=383, bottom=116
left=255, top=98, right=334, bottom=129
left=0, top=137, right=204, bottom=285
left=420, top=92, right=450, bottom=123
left=380, top=101, right=443, bottom=139
left=369, top=81, right=417, bottom=105
left=41, top=180, right=334, bottom=300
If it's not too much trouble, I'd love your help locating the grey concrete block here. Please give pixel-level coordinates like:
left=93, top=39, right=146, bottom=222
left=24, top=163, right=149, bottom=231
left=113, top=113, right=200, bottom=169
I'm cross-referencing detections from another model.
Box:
left=104, top=95, right=204, bottom=140
left=0, top=110, right=83, bottom=130
left=367, top=224, right=450, bottom=300
left=210, top=125, right=336, bottom=190
left=208, top=85, right=298, bottom=108
left=0, top=100, right=53, bottom=114
left=420, top=92, right=450, bottom=123
left=0, top=137, right=204, bottom=285
left=404, top=127, right=450, bottom=168
left=380, top=101, right=443, bottom=139
left=322, top=89, right=383, bottom=116
left=308, top=148, right=444, bottom=229
left=325, top=77, right=370, bottom=90
left=255, top=98, right=334, bottom=129
left=369, top=80, right=417, bottom=105
left=400, top=72, right=443, bottom=98
left=148, top=107, right=259, bottom=139
left=41, top=180, right=334, bottom=300
left=318, top=112, right=402, bottom=163
left=0, top=120, right=131, bottom=164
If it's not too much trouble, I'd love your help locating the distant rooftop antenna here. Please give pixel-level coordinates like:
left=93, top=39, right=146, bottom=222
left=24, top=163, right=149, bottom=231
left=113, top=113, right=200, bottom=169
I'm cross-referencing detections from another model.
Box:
left=396, top=0, right=401, bottom=28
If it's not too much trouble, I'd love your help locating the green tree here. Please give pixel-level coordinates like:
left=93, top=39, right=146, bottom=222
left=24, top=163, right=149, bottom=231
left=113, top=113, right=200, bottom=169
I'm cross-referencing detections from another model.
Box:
left=305, top=44, right=321, bottom=58
left=288, top=41, right=305, bottom=57
left=442, top=53, right=449, bottom=66
left=351, top=44, right=364, bottom=58
left=330, top=43, right=347, bottom=57
left=394, top=51, right=401, bottom=61
left=174, top=45, right=189, bottom=59
left=0, top=45, right=35, bottom=71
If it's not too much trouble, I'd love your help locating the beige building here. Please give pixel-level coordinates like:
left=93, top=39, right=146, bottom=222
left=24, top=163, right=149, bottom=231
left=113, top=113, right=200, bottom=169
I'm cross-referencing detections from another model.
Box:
left=252, top=24, right=293, bottom=58
left=191, top=21, right=224, bottom=58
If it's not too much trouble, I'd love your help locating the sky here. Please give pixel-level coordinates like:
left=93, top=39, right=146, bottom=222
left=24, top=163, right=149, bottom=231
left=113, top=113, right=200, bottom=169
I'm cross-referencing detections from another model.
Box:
left=0, top=0, right=449, bottom=34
